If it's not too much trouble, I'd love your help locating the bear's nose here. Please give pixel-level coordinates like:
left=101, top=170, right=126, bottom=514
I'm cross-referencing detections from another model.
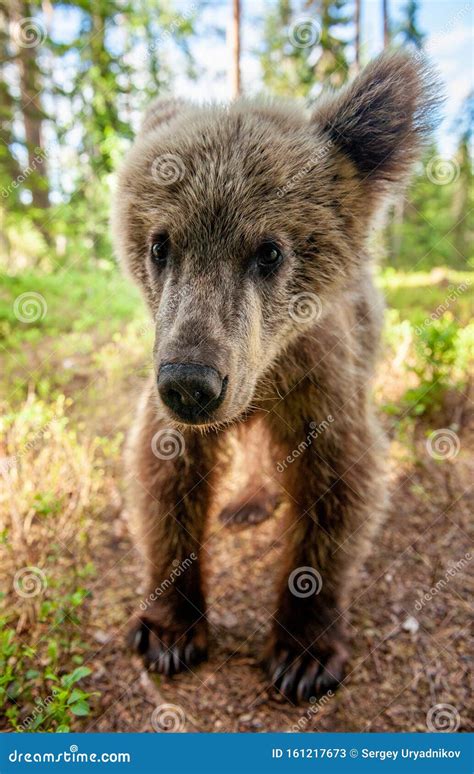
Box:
left=157, top=363, right=226, bottom=423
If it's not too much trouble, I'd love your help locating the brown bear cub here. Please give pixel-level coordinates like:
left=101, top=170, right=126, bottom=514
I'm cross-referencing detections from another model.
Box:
left=113, top=51, right=438, bottom=702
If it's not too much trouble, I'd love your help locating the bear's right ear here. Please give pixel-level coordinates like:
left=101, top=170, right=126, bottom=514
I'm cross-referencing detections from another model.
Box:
left=312, top=50, right=441, bottom=192
left=140, top=97, right=186, bottom=135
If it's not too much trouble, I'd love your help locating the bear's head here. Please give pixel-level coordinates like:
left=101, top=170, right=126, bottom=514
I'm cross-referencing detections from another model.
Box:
left=113, top=51, right=439, bottom=428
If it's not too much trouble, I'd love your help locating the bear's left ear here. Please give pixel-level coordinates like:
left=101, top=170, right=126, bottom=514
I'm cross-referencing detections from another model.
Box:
left=139, top=97, right=188, bottom=136
left=312, top=50, right=441, bottom=190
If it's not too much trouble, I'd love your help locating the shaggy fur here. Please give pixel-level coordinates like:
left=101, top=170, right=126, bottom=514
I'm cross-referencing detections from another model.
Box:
left=112, top=51, right=439, bottom=702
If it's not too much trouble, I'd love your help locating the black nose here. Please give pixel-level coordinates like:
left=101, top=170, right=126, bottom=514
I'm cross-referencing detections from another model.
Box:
left=157, top=363, right=226, bottom=423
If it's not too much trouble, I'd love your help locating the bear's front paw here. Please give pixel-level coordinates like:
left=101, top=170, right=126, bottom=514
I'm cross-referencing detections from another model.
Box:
left=264, top=633, right=349, bottom=703
left=128, top=612, right=208, bottom=676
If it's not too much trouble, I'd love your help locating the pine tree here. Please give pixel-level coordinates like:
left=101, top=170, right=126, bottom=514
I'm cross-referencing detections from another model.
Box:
left=260, top=0, right=351, bottom=98
left=396, top=0, right=424, bottom=48
left=452, top=93, right=474, bottom=261
left=354, top=0, right=361, bottom=71
left=309, top=0, right=351, bottom=88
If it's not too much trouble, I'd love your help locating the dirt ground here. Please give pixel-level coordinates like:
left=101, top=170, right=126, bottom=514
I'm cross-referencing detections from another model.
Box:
left=80, top=388, right=473, bottom=734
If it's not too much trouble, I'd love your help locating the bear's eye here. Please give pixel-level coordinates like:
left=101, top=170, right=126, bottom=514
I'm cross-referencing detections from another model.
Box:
left=254, top=241, right=283, bottom=276
left=150, top=234, right=170, bottom=266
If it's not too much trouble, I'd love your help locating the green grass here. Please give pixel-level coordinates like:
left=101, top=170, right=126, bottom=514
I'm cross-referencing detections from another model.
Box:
left=0, top=266, right=148, bottom=405
left=378, top=268, right=473, bottom=326
left=0, top=265, right=144, bottom=350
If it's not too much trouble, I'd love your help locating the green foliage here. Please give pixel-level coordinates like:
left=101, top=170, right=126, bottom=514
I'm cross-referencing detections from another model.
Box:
left=0, top=265, right=142, bottom=348
left=394, top=0, right=425, bottom=49
left=260, top=0, right=350, bottom=98
left=0, top=616, right=95, bottom=732
left=379, top=268, right=474, bottom=325
left=0, top=0, right=197, bottom=272
left=382, top=304, right=473, bottom=418
left=403, top=316, right=469, bottom=415
left=385, top=96, right=474, bottom=272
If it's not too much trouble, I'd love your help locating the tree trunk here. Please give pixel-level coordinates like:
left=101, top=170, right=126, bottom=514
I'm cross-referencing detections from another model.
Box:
left=11, top=0, right=50, bottom=210
left=355, top=0, right=361, bottom=71
left=0, top=3, right=22, bottom=187
left=383, top=0, right=390, bottom=48
left=230, top=0, right=241, bottom=98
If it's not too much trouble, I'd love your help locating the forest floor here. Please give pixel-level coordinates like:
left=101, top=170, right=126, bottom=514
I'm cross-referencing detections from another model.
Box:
left=0, top=266, right=473, bottom=733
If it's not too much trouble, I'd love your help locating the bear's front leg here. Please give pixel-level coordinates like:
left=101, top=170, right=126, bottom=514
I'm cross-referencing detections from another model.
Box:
left=266, top=406, right=386, bottom=702
left=126, top=385, right=226, bottom=675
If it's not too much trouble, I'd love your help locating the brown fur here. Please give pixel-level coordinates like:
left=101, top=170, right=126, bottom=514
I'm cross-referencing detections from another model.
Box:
left=112, top=51, right=439, bottom=701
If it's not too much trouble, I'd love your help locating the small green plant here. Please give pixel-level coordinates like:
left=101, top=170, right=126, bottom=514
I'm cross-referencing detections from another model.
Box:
left=404, top=315, right=472, bottom=416
left=0, top=618, right=96, bottom=732
left=21, top=666, right=94, bottom=732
